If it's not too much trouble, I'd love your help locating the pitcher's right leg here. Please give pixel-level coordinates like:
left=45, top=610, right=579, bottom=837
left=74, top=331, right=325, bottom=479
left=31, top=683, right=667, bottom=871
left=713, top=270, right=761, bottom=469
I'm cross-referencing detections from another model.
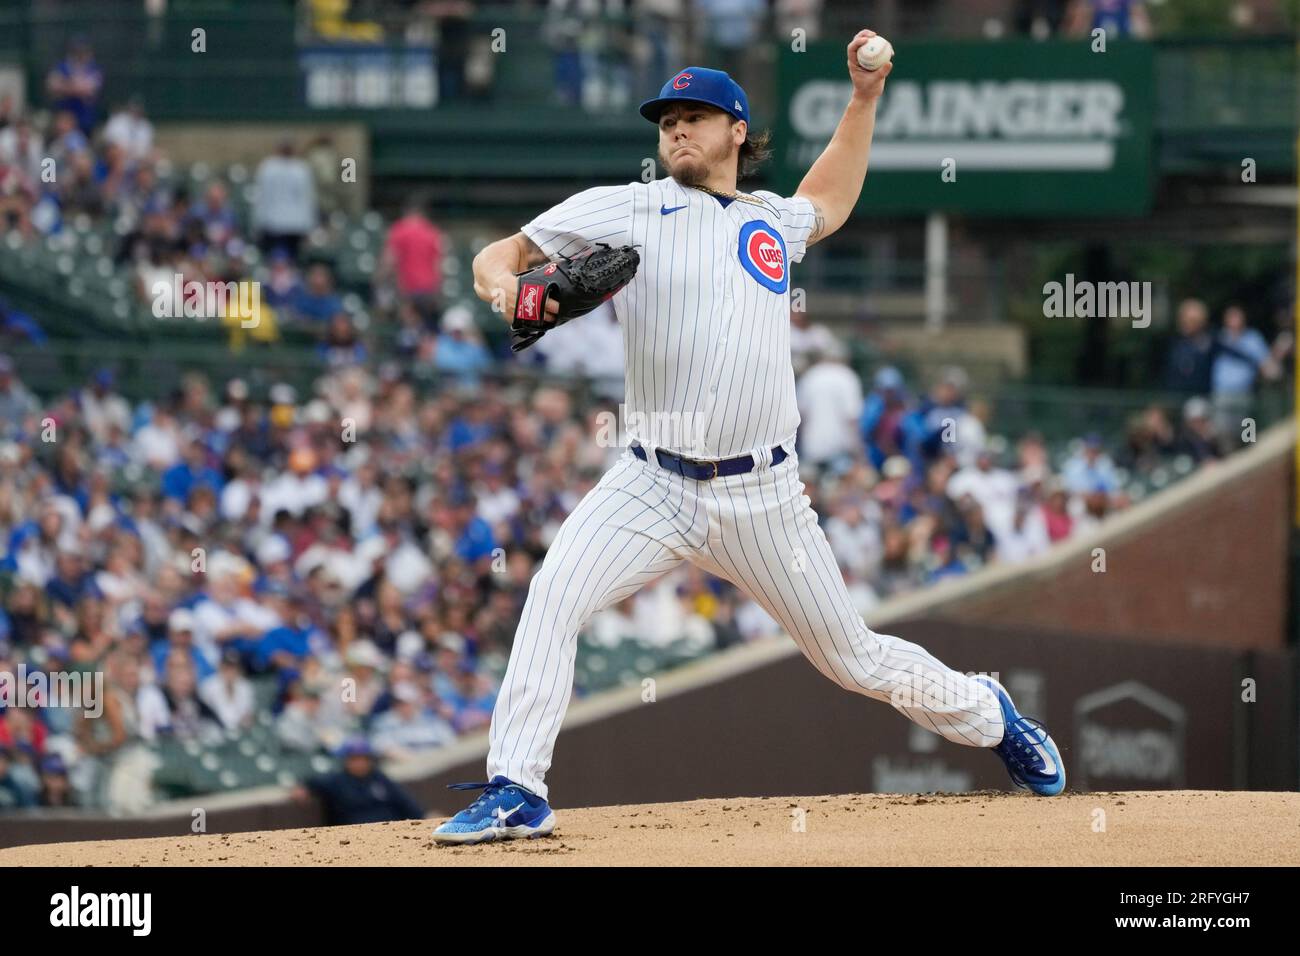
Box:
left=485, top=453, right=705, bottom=798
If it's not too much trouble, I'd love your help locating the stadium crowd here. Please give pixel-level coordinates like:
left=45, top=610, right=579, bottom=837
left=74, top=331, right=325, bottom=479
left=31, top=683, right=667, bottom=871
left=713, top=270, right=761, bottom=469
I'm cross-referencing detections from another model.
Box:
left=0, top=314, right=1269, bottom=812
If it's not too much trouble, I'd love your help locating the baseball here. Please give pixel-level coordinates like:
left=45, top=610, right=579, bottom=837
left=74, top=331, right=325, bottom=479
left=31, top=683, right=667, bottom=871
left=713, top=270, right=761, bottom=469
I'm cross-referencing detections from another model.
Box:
left=856, top=35, right=894, bottom=71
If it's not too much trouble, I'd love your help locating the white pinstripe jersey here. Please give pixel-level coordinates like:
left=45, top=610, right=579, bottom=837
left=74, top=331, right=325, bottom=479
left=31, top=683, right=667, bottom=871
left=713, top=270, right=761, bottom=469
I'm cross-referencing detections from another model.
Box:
left=521, top=176, right=819, bottom=459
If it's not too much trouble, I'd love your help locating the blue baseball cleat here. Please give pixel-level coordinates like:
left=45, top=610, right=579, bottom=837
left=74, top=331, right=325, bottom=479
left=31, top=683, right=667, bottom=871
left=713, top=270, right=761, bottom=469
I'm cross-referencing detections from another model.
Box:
left=432, top=775, right=557, bottom=845
left=976, top=676, right=1067, bottom=797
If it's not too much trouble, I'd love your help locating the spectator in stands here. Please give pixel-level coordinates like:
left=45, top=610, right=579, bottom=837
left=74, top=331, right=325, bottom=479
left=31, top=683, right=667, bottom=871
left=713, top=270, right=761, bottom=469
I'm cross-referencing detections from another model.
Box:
left=303, top=133, right=343, bottom=217
left=295, top=263, right=344, bottom=324
left=774, top=0, right=824, bottom=43
left=995, top=489, right=1051, bottom=563
left=369, top=681, right=455, bottom=758
left=188, top=181, right=242, bottom=258
left=252, top=140, right=318, bottom=260
left=1119, top=403, right=1178, bottom=476
left=319, top=312, right=368, bottom=368
left=0, top=745, right=35, bottom=809
left=1165, top=297, right=1214, bottom=394
left=1036, top=479, right=1072, bottom=543
left=138, top=653, right=220, bottom=742
left=789, top=309, right=839, bottom=378
left=381, top=196, right=445, bottom=327
left=446, top=665, right=496, bottom=733
left=903, top=366, right=985, bottom=468
left=37, top=754, right=75, bottom=808
left=45, top=37, right=104, bottom=135
left=433, top=305, right=492, bottom=387
left=697, top=0, right=766, bottom=90
left=45, top=547, right=100, bottom=611
left=1060, top=433, right=1120, bottom=496
left=1177, top=396, right=1224, bottom=464
left=429, top=0, right=476, bottom=103
left=947, top=447, right=1020, bottom=541
left=1065, top=0, right=1153, bottom=38
left=0, top=355, right=40, bottom=438
left=292, top=737, right=424, bottom=826
left=0, top=116, right=44, bottom=187
left=796, top=338, right=863, bottom=477
left=103, top=95, right=154, bottom=163
left=152, top=607, right=216, bottom=683
left=78, top=369, right=131, bottom=446
left=1013, top=0, right=1069, bottom=37
left=1211, top=304, right=1273, bottom=440
left=46, top=108, right=90, bottom=183
left=262, top=249, right=305, bottom=312
left=543, top=0, right=587, bottom=108
left=0, top=147, right=37, bottom=237
left=197, top=647, right=256, bottom=728
left=162, top=432, right=224, bottom=504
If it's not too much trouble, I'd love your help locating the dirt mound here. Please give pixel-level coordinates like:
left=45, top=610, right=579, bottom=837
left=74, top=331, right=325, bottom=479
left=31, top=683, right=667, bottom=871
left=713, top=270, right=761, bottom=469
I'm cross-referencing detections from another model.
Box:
left=4, top=790, right=1297, bottom=866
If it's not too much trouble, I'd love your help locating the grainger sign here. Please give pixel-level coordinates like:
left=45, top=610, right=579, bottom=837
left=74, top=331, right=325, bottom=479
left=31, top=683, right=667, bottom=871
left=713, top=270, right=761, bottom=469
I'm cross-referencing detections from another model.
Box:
left=775, top=40, right=1155, bottom=216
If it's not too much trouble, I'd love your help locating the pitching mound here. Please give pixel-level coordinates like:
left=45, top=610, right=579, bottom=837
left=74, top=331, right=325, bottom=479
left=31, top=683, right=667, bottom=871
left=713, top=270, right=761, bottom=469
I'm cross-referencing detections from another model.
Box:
left=4, top=790, right=1297, bottom=866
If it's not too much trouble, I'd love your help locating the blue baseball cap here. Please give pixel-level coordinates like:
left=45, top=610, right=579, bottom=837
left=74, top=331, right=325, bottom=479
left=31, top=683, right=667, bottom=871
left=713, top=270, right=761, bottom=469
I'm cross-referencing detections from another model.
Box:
left=639, top=67, right=749, bottom=126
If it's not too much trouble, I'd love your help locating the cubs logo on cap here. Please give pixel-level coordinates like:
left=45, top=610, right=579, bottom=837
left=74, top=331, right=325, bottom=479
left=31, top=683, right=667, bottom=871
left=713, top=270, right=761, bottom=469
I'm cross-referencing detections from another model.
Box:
left=737, top=220, right=787, bottom=294
left=639, top=66, right=749, bottom=125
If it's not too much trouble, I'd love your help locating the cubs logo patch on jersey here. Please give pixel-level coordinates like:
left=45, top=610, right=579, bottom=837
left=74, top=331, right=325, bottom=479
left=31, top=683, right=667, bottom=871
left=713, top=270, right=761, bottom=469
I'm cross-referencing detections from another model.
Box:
left=737, top=220, right=788, bottom=294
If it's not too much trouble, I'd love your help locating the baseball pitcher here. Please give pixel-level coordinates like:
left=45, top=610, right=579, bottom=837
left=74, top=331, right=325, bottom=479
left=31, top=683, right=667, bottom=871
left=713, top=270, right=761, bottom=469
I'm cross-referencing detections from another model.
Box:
left=435, top=31, right=1065, bottom=844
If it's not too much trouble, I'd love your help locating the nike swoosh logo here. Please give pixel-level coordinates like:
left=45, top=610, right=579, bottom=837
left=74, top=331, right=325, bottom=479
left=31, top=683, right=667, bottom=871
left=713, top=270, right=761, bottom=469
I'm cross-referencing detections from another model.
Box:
left=493, top=802, right=526, bottom=826
left=660, top=204, right=688, bottom=215
left=1032, top=742, right=1058, bottom=776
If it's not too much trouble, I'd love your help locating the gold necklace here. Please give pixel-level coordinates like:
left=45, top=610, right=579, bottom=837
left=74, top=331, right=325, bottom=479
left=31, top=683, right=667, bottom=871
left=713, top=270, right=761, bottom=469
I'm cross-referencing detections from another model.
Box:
left=690, top=183, right=765, bottom=207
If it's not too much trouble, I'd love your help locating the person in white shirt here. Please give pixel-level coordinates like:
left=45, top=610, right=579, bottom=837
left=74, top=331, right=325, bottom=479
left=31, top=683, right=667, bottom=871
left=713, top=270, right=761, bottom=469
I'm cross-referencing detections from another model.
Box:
left=260, top=447, right=329, bottom=519
left=131, top=405, right=182, bottom=472
left=103, top=97, right=154, bottom=162
left=946, top=448, right=1021, bottom=540
left=252, top=140, right=318, bottom=259
left=789, top=308, right=840, bottom=377
left=795, top=338, right=863, bottom=475
left=198, top=649, right=256, bottom=731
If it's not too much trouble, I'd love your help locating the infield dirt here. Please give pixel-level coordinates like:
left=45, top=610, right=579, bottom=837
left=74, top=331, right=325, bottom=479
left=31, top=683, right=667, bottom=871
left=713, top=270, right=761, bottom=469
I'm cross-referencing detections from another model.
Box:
left=4, top=790, right=1296, bottom=866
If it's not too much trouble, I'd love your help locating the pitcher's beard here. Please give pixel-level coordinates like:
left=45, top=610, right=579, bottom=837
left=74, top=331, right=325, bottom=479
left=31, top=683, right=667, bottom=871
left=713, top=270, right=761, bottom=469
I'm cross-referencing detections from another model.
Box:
left=662, top=142, right=734, bottom=187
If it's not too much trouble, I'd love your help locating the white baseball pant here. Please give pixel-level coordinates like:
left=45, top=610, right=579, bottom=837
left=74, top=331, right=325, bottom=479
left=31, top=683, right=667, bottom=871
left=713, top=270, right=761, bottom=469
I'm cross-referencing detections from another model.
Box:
left=487, top=444, right=1006, bottom=798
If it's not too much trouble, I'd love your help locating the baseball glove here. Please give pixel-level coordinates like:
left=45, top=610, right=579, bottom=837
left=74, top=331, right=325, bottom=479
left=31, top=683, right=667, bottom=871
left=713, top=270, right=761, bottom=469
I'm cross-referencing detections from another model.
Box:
left=509, top=243, right=640, bottom=352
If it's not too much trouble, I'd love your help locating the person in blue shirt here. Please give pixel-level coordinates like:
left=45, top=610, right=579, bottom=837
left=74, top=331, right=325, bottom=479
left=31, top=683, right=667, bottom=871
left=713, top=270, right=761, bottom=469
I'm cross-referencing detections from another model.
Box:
left=1212, top=305, right=1272, bottom=398
left=449, top=492, right=497, bottom=565
left=161, top=435, right=225, bottom=503
left=150, top=608, right=217, bottom=683
left=45, top=37, right=103, bottom=135
left=434, top=306, right=492, bottom=387
left=1212, top=304, right=1276, bottom=441
left=45, top=548, right=100, bottom=610
left=1066, top=0, right=1152, bottom=39
left=1060, top=433, right=1120, bottom=496
left=294, top=263, right=344, bottom=323
left=859, top=366, right=911, bottom=471
left=292, top=738, right=424, bottom=826
left=250, top=587, right=317, bottom=673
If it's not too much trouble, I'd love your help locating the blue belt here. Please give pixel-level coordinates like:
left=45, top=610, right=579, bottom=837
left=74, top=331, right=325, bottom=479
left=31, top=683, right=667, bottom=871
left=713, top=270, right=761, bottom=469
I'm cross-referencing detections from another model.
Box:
left=631, top=442, right=787, bottom=481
